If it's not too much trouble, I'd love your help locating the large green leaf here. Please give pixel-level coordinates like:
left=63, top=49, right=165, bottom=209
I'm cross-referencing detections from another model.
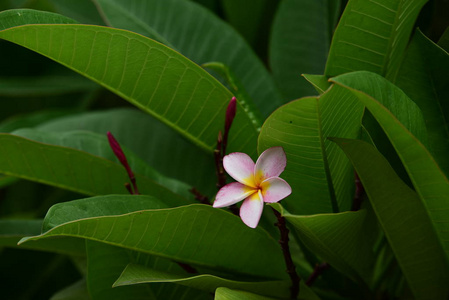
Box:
left=93, top=0, right=284, bottom=116
left=272, top=203, right=377, bottom=286
left=114, top=263, right=290, bottom=299
left=36, top=108, right=217, bottom=196
left=331, top=73, right=449, bottom=262
left=20, top=204, right=287, bottom=280
left=12, top=129, right=193, bottom=199
left=0, top=133, right=189, bottom=206
left=325, top=0, right=428, bottom=79
left=42, top=195, right=168, bottom=232
left=270, top=0, right=340, bottom=99
left=332, top=138, right=449, bottom=299
left=258, top=85, right=363, bottom=215
left=394, top=29, right=449, bottom=176
left=0, top=17, right=258, bottom=157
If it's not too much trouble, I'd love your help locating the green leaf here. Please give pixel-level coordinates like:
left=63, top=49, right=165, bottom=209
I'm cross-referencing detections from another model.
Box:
left=331, top=73, right=449, bottom=263
left=438, top=26, right=449, bottom=52
left=35, top=108, right=217, bottom=196
left=272, top=203, right=377, bottom=285
left=12, top=129, right=193, bottom=200
left=20, top=204, right=287, bottom=280
left=331, top=138, right=449, bottom=299
left=50, top=279, right=89, bottom=300
left=0, top=19, right=258, bottom=157
left=0, top=110, right=73, bottom=133
left=86, top=240, right=210, bottom=300
left=0, top=219, right=85, bottom=256
left=48, top=0, right=106, bottom=25
left=394, top=29, right=449, bottom=176
left=258, top=85, right=363, bottom=215
left=325, top=0, right=428, bottom=79
left=114, top=263, right=290, bottom=299
left=86, top=241, right=156, bottom=300
left=202, top=62, right=262, bottom=130
left=93, top=0, right=284, bottom=116
left=0, top=133, right=190, bottom=206
left=270, top=0, right=340, bottom=99
left=302, top=74, right=331, bottom=95
left=0, top=8, right=78, bottom=30
left=42, top=194, right=168, bottom=232
left=214, top=288, right=277, bottom=300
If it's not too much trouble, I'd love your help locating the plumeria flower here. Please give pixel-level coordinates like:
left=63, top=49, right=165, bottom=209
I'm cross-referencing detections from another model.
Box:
left=213, top=147, right=292, bottom=228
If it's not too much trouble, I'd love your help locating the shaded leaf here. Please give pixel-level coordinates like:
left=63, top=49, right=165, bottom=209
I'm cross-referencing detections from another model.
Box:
left=12, top=129, right=193, bottom=199
left=35, top=108, right=217, bottom=196
left=270, top=0, right=340, bottom=99
left=332, top=72, right=449, bottom=262
left=272, top=203, right=377, bottom=285
left=332, top=137, right=449, bottom=299
left=50, top=279, right=89, bottom=300
left=114, top=263, right=290, bottom=299
left=395, top=29, right=449, bottom=176
left=0, top=133, right=189, bottom=206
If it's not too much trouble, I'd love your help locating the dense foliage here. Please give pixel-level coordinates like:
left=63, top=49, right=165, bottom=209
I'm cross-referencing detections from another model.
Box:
left=0, top=0, right=448, bottom=299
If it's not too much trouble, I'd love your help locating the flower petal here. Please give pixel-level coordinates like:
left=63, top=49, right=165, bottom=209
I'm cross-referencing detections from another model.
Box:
left=260, top=177, right=292, bottom=203
left=213, top=182, right=256, bottom=208
left=240, top=190, right=264, bottom=228
left=254, top=147, right=287, bottom=183
left=223, top=152, right=257, bottom=187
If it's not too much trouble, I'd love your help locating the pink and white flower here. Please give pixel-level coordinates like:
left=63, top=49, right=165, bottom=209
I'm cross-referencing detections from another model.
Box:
left=213, top=147, right=292, bottom=228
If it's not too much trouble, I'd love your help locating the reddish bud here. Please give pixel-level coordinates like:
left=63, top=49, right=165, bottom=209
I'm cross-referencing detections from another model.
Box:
left=225, top=97, right=237, bottom=134
left=107, top=131, right=139, bottom=194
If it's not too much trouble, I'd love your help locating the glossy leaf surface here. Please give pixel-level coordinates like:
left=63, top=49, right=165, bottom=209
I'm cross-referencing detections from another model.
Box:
left=20, top=204, right=287, bottom=280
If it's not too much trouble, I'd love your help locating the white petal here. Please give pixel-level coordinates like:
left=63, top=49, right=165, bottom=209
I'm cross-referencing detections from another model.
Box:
left=239, top=190, right=264, bottom=228
left=254, top=147, right=287, bottom=183
left=223, top=152, right=257, bottom=187
left=213, top=182, right=255, bottom=208
left=260, top=177, right=292, bottom=203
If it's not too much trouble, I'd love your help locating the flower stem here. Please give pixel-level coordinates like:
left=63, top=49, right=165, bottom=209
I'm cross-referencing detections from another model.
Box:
left=271, top=207, right=300, bottom=299
left=190, top=187, right=211, bottom=205
left=305, top=262, right=329, bottom=286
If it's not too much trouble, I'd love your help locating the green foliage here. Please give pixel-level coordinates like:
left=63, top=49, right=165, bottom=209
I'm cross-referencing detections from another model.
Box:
left=0, top=0, right=448, bottom=299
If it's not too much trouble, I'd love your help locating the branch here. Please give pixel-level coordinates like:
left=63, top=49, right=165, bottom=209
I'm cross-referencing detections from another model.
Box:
left=271, top=207, right=300, bottom=299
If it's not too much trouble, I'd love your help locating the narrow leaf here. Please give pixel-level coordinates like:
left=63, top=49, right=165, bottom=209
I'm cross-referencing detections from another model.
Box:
left=332, top=73, right=449, bottom=262
left=332, top=137, right=449, bottom=300
left=114, top=264, right=290, bottom=299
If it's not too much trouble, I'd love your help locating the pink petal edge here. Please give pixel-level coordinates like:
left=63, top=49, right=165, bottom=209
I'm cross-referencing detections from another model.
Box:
left=223, top=152, right=256, bottom=187
left=254, top=147, right=287, bottom=182
left=260, top=177, right=292, bottom=203
left=239, top=190, right=264, bottom=228
left=213, top=182, right=255, bottom=208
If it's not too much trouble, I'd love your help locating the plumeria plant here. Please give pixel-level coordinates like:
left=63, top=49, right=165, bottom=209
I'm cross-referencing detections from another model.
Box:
left=0, top=0, right=448, bottom=299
